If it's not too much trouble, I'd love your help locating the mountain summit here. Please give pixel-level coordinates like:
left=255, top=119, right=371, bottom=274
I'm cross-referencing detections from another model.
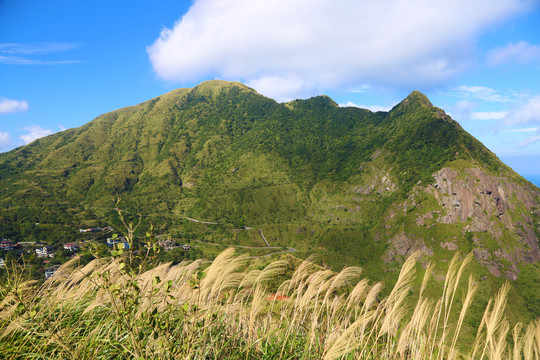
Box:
left=0, top=81, right=539, bottom=284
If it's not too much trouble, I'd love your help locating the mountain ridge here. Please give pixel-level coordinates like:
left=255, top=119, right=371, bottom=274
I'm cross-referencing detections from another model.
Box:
left=0, top=81, right=538, bottom=294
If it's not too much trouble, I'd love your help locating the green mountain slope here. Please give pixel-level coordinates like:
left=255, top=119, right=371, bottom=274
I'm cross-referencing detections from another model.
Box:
left=1, top=81, right=539, bottom=317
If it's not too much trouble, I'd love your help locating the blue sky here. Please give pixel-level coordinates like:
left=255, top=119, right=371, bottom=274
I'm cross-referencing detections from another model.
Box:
left=1, top=0, right=540, bottom=185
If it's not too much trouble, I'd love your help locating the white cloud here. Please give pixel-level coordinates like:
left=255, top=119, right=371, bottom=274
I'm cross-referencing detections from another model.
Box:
left=502, top=96, right=540, bottom=126
left=0, top=98, right=29, bottom=114
left=0, top=42, right=81, bottom=65
left=339, top=102, right=392, bottom=112
left=0, top=131, right=11, bottom=148
left=348, top=84, right=371, bottom=93
left=451, top=99, right=476, bottom=120
left=487, top=41, right=540, bottom=65
left=0, top=43, right=80, bottom=55
left=454, top=85, right=512, bottom=102
left=471, top=111, right=508, bottom=120
left=0, top=56, right=81, bottom=65
left=20, top=125, right=52, bottom=144
left=147, top=0, right=533, bottom=99
left=247, top=74, right=310, bottom=102
left=504, top=127, right=538, bottom=132
left=450, top=99, right=508, bottom=121
left=0, top=56, right=80, bottom=65
left=517, top=135, right=540, bottom=147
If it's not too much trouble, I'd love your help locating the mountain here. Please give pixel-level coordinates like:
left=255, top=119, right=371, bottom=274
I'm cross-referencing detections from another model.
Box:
left=0, top=81, right=539, bottom=314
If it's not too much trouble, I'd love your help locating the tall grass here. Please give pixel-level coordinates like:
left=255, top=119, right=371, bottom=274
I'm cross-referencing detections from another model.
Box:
left=0, top=249, right=539, bottom=359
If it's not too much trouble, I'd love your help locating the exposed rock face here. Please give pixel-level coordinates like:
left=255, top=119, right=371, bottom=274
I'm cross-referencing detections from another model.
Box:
left=383, top=233, right=433, bottom=263
left=440, top=242, right=459, bottom=250
left=431, top=168, right=515, bottom=229
left=352, top=170, right=397, bottom=195
left=425, top=167, right=540, bottom=278
left=472, top=246, right=520, bottom=280
left=384, top=165, right=540, bottom=279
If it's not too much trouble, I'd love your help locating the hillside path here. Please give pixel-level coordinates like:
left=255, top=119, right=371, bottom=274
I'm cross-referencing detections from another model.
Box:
left=259, top=229, right=270, bottom=247
left=181, top=217, right=219, bottom=225
left=193, top=240, right=297, bottom=258
left=182, top=216, right=272, bottom=247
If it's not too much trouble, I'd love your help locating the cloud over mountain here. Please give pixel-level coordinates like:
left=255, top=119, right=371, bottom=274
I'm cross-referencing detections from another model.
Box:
left=20, top=125, right=52, bottom=144
left=0, top=132, right=11, bottom=148
left=148, top=0, right=533, bottom=100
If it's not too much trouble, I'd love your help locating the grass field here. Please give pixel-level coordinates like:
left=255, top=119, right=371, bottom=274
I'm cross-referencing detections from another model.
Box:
left=1, top=245, right=538, bottom=359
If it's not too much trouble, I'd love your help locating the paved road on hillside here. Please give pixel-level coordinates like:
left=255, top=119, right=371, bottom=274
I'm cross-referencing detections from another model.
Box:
left=193, top=240, right=297, bottom=258
left=181, top=217, right=219, bottom=225
left=182, top=216, right=273, bottom=248
left=97, top=212, right=290, bottom=258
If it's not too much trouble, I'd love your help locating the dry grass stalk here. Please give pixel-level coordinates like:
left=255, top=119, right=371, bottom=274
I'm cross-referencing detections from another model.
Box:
left=1, top=248, right=539, bottom=359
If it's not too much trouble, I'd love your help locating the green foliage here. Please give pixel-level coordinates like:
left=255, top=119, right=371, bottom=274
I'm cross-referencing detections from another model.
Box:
left=0, top=80, right=539, bottom=323
left=515, top=263, right=540, bottom=318
left=1, top=80, right=514, bottom=236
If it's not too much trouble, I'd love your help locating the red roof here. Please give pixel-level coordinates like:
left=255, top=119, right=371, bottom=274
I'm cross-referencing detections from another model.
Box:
left=267, top=293, right=291, bottom=301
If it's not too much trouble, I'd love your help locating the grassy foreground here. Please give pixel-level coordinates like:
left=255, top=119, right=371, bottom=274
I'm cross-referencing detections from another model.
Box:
left=0, top=248, right=539, bottom=359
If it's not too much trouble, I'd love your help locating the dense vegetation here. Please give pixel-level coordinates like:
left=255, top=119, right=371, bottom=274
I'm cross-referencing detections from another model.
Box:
left=0, top=81, right=507, bottom=235
left=0, top=80, right=538, bottom=324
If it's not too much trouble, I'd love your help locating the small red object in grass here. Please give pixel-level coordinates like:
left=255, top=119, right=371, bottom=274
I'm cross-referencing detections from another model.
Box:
left=268, top=293, right=290, bottom=301
left=43, top=260, right=50, bottom=264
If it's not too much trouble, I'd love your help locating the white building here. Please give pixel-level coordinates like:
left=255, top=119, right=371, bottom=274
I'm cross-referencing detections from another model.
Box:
left=44, top=265, right=61, bottom=279
left=36, top=246, right=55, bottom=258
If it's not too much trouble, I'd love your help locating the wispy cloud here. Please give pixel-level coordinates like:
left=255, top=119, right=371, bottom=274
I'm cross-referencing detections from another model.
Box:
left=348, top=84, right=371, bottom=93
left=0, top=56, right=80, bottom=65
left=450, top=99, right=476, bottom=120
left=0, top=42, right=81, bottom=65
left=148, top=0, right=532, bottom=100
left=504, top=127, right=538, bottom=133
left=0, top=43, right=80, bottom=55
left=517, top=135, right=540, bottom=148
left=454, top=85, right=513, bottom=102
left=470, top=111, right=508, bottom=120
left=0, top=98, right=29, bottom=114
left=449, top=100, right=508, bottom=121
left=20, top=125, right=52, bottom=144
left=339, top=102, right=392, bottom=112
left=498, top=96, right=540, bottom=149
left=502, top=95, right=540, bottom=126
left=487, top=41, right=540, bottom=66
left=0, top=131, right=11, bottom=148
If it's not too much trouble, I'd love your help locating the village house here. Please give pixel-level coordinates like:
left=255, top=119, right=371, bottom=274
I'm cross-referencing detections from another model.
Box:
left=0, top=258, right=5, bottom=268
left=158, top=238, right=177, bottom=251
left=79, top=226, right=112, bottom=233
left=17, top=241, right=37, bottom=248
left=0, top=239, right=14, bottom=251
left=36, top=246, right=55, bottom=258
left=106, top=237, right=129, bottom=249
left=44, top=265, right=61, bottom=279
left=63, top=243, right=79, bottom=251
left=180, top=244, right=191, bottom=251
